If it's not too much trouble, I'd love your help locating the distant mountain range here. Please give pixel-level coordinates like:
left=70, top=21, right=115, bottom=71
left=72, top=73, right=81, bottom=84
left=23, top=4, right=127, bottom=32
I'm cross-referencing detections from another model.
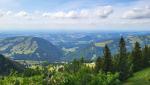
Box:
left=0, top=32, right=150, bottom=62
left=0, top=36, right=63, bottom=62
left=62, top=33, right=150, bottom=61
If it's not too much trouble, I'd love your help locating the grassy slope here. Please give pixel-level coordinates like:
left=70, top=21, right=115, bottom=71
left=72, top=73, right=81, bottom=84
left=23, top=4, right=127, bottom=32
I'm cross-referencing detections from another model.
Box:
left=95, top=40, right=113, bottom=47
left=123, top=67, right=150, bottom=85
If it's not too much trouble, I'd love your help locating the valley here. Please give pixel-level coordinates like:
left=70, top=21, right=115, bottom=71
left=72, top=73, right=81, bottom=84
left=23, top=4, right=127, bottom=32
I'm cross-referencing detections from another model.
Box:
left=0, top=31, right=150, bottom=63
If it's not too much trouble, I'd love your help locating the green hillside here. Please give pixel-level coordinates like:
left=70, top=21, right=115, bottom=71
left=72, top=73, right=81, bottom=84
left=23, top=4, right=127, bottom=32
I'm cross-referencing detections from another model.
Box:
left=0, top=54, right=24, bottom=75
left=0, top=36, right=63, bottom=62
left=95, top=40, right=113, bottom=47
left=122, top=67, right=150, bottom=85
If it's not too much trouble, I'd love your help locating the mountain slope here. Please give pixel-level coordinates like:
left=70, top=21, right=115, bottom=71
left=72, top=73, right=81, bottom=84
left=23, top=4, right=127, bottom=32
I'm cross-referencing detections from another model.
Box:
left=0, top=54, right=24, bottom=75
left=122, top=67, right=150, bottom=85
left=64, top=42, right=102, bottom=61
left=0, top=36, right=63, bottom=62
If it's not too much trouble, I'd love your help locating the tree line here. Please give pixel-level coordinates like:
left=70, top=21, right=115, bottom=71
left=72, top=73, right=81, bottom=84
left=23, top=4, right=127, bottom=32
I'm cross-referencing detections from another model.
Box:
left=95, top=37, right=150, bottom=80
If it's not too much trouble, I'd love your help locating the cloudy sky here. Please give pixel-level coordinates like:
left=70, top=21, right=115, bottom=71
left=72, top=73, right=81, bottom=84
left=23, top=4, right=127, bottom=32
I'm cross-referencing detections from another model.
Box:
left=0, top=0, right=150, bottom=31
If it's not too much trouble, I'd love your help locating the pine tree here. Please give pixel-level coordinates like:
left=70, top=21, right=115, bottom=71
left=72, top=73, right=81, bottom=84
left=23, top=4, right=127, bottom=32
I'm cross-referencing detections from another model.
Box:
left=103, top=45, right=113, bottom=72
left=143, top=45, right=149, bottom=67
left=148, top=47, right=150, bottom=65
left=72, top=59, right=80, bottom=73
left=132, top=42, right=143, bottom=71
left=117, top=37, right=129, bottom=80
left=80, top=56, right=84, bottom=64
left=95, top=57, right=103, bottom=73
left=127, top=54, right=134, bottom=77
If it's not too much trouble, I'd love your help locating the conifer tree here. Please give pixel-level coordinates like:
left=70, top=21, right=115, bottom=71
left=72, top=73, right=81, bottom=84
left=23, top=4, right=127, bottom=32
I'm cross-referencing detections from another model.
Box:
left=127, top=54, right=134, bottom=77
left=95, top=57, right=103, bottom=73
left=148, top=47, right=150, bottom=65
left=132, top=42, right=143, bottom=71
left=143, top=45, right=149, bottom=67
left=80, top=56, right=84, bottom=64
left=72, top=59, right=80, bottom=73
left=117, top=37, right=129, bottom=80
left=103, top=44, right=113, bottom=72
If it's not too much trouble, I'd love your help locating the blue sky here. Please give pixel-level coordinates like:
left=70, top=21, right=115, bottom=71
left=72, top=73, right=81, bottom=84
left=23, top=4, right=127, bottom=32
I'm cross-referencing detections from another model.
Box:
left=0, top=0, right=150, bottom=31
left=0, top=0, right=137, bottom=11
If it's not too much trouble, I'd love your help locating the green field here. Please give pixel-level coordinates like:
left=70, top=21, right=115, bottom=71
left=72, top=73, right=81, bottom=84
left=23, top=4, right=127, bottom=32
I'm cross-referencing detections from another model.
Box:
left=95, top=40, right=113, bottom=47
left=122, top=67, right=150, bottom=85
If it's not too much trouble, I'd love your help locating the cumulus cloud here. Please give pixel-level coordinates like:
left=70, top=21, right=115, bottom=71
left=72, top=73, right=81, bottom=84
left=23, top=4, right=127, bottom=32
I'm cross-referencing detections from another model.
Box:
left=42, top=6, right=113, bottom=19
left=52, top=11, right=67, bottom=18
left=42, top=12, right=51, bottom=17
left=0, top=10, right=13, bottom=17
left=15, top=11, right=28, bottom=17
left=0, top=6, right=113, bottom=19
left=6, top=11, right=12, bottom=15
left=0, top=10, right=6, bottom=17
left=94, top=6, right=113, bottom=18
left=122, top=6, right=150, bottom=19
left=66, top=11, right=78, bottom=18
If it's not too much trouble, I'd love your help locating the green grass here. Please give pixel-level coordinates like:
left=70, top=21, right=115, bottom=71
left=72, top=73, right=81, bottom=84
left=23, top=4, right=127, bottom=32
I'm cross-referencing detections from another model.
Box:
left=95, top=40, right=113, bottom=47
left=122, top=67, right=150, bottom=85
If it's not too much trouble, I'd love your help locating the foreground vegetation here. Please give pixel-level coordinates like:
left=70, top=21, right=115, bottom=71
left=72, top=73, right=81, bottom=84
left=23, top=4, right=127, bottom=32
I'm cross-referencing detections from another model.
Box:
left=123, top=67, right=150, bottom=85
left=0, top=37, right=150, bottom=85
left=0, top=62, right=120, bottom=85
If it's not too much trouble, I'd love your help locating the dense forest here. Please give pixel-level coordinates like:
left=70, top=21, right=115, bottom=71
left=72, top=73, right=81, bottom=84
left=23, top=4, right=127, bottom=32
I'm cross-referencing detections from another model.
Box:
left=0, top=37, right=150, bottom=85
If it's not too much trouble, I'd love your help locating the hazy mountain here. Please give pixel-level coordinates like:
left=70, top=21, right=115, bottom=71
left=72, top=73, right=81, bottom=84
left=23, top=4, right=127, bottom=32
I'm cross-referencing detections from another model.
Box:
left=0, top=32, right=150, bottom=62
left=63, top=34, right=150, bottom=61
left=0, top=36, right=63, bottom=62
left=63, top=42, right=102, bottom=61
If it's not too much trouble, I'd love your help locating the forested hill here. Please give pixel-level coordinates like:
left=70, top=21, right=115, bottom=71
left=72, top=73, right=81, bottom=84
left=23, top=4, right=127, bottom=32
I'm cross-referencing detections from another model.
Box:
left=0, top=54, right=24, bottom=75
left=0, top=36, right=63, bottom=62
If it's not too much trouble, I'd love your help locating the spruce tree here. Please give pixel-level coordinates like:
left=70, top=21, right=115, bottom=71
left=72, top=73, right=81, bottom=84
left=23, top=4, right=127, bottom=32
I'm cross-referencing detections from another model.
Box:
left=80, top=56, right=84, bottom=64
left=148, top=47, right=150, bottom=65
left=72, top=59, right=80, bottom=73
left=117, top=37, right=129, bottom=80
left=95, top=57, right=103, bottom=73
left=103, top=44, right=112, bottom=72
left=127, top=54, right=134, bottom=77
left=132, top=42, right=143, bottom=71
left=143, top=45, right=149, bottom=67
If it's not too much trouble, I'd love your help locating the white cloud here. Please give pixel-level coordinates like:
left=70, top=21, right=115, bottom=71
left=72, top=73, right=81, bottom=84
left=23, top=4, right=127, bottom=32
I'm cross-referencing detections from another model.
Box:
left=0, top=10, right=5, bottom=17
left=52, top=11, right=67, bottom=18
left=122, top=6, right=150, bottom=19
left=80, top=9, right=90, bottom=18
left=94, top=6, right=113, bottom=18
left=15, top=11, right=28, bottom=17
left=6, top=11, right=12, bottom=15
left=0, top=6, right=113, bottom=20
left=66, top=11, right=78, bottom=18
left=0, top=1, right=150, bottom=31
left=42, top=6, right=113, bottom=19
left=42, top=12, right=51, bottom=17
left=0, top=10, right=13, bottom=17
